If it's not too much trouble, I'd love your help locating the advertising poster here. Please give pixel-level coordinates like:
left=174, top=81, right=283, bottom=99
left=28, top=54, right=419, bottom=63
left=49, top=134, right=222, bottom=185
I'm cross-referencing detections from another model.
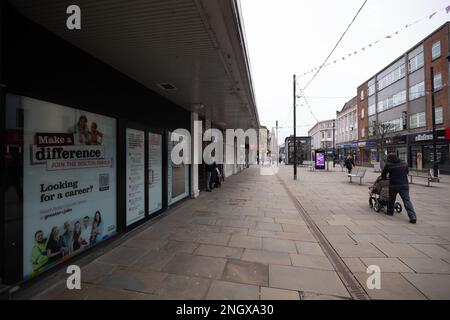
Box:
left=22, top=96, right=117, bottom=279
left=148, top=133, right=162, bottom=214
left=315, top=151, right=325, bottom=169
left=126, top=129, right=146, bottom=226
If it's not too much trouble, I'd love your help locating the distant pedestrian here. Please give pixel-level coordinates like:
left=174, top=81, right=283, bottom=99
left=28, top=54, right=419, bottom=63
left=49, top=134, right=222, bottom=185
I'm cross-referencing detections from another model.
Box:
left=381, top=153, right=417, bottom=224
left=344, top=155, right=355, bottom=174
left=205, top=162, right=212, bottom=192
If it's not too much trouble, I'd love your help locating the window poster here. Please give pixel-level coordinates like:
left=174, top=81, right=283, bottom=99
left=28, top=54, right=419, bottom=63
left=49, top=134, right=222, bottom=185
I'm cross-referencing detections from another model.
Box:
left=126, top=128, right=146, bottom=226
left=148, top=133, right=162, bottom=214
left=22, top=96, right=117, bottom=279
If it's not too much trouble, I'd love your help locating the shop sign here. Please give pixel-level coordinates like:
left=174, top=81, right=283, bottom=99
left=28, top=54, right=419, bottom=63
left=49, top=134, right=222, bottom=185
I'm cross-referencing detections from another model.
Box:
left=415, top=133, right=433, bottom=142
left=446, top=128, right=450, bottom=141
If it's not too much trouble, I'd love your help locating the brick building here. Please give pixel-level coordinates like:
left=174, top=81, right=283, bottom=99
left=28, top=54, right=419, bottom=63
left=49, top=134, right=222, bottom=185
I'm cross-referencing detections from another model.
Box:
left=356, top=22, right=450, bottom=172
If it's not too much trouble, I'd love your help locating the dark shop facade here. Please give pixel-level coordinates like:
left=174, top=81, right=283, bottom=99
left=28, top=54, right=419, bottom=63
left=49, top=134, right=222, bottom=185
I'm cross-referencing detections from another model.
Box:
left=0, top=1, right=259, bottom=287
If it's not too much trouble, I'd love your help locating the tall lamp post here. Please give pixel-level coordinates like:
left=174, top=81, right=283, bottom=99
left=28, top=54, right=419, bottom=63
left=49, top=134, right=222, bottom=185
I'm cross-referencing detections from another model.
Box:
left=430, top=67, right=439, bottom=178
left=332, top=119, right=336, bottom=168
left=293, top=74, right=297, bottom=180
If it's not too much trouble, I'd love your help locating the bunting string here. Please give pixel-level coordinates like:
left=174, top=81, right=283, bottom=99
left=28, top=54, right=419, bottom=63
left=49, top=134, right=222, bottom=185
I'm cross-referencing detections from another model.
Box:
left=297, top=4, right=450, bottom=78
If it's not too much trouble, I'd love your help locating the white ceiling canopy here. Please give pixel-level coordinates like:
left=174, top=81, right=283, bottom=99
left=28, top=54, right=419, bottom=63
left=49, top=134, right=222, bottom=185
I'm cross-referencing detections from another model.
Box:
left=10, top=0, right=259, bottom=130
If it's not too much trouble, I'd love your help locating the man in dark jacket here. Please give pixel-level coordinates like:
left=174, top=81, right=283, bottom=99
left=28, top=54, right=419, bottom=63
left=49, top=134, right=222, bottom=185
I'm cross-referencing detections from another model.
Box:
left=381, top=153, right=417, bottom=223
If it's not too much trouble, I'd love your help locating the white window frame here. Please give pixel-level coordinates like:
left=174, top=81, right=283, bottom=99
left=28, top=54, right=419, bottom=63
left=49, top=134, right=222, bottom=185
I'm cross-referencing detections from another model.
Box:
left=435, top=106, right=443, bottom=125
left=409, top=81, right=425, bottom=101
left=432, top=41, right=441, bottom=60
left=433, top=73, right=442, bottom=90
left=410, top=112, right=426, bottom=129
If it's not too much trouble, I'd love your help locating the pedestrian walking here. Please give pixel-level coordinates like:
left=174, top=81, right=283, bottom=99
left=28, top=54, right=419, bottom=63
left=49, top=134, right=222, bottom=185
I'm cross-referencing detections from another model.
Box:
left=381, top=153, right=417, bottom=224
left=344, top=155, right=355, bottom=174
left=205, top=162, right=212, bottom=192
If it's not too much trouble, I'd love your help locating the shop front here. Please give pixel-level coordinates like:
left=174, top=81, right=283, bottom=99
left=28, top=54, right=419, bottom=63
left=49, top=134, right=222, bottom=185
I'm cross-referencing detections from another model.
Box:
left=408, top=130, right=450, bottom=172
left=0, top=5, right=188, bottom=285
left=1, top=1, right=260, bottom=288
left=336, top=142, right=358, bottom=163
left=386, top=135, right=408, bottom=164
left=357, top=141, right=377, bottom=167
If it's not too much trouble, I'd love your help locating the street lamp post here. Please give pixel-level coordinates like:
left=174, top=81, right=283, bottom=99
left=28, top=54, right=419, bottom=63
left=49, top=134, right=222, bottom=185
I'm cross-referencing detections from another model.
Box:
left=293, top=74, right=297, bottom=180
left=276, top=120, right=279, bottom=167
left=430, top=67, right=439, bottom=178
left=332, top=119, right=336, bottom=168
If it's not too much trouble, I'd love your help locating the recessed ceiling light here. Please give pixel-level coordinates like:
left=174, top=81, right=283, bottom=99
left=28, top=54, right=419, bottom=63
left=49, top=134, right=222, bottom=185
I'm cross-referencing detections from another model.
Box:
left=157, top=83, right=177, bottom=91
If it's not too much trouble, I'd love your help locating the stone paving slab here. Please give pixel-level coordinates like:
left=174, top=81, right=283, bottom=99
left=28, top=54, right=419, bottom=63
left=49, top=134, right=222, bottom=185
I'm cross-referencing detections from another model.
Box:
left=195, top=244, right=244, bottom=259
left=399, top=257, right=450, bottom=274
left=162, top=253, right=227, bottom=279
left=360, top=258, right=414, bottom=273
left=269, top=265, right=350, bottom=298
left=229, top=235, right=263, bottom=250
left=289, top=254, right=334, bottom=270
left=260, top=287, right=300, bottom=300
left=401, top=273, right=450, bottom=299
left=221, top=259, right=269, bottom=286
left=205, top=280, right=260, bottom=300
left=353, top=273, right=427, bottom=300
left=241, top=249, right=292, bottom=266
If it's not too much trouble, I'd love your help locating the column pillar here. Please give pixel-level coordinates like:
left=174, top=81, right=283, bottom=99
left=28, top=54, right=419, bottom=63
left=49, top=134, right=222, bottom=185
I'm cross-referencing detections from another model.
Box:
left=190, top=112, right=200, bottom=198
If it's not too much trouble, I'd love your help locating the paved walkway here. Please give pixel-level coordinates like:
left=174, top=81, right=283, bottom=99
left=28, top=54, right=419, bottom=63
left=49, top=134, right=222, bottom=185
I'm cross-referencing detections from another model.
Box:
left=24, top=165, right=450, bottom=300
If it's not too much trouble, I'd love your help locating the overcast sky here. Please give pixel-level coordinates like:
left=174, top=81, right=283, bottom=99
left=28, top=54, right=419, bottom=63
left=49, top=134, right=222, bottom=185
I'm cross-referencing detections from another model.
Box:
left=240, top=0, right=450, bottom=142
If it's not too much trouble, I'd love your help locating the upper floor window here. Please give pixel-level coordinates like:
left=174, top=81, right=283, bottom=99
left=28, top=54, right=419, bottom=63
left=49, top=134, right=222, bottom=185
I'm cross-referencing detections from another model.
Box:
left=409, top=81, right=425, bottom=100
left=361, top=108, right=365, bottom=119
left=408, top=52, right=424, bottom=73
left=368, top=84, right=376, bottom=96
left=410, top=112, right=426, bottom=129
left=433, top=73, right=442, bottom=90
left=361, top=127, right=365, bottom=138
left=360, top=90, right=364, bottom=100
left=368, top=103, right=376, bottom=116
left=377, top=90, right=407, bottom=113
left=435, top=106, right=444, bottom=125
left=432, top=41, right=441, bottom=60
left=377, top=64, right=406, bottom=91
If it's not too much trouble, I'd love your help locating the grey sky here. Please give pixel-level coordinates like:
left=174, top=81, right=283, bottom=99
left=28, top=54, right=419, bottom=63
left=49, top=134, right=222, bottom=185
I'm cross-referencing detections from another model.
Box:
left=240, top=0, right=449, bottom=141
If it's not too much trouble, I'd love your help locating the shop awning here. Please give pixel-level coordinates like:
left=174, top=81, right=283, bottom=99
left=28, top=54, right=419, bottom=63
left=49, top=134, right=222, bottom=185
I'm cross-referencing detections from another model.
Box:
left=9, top=0, right=259, bottom=130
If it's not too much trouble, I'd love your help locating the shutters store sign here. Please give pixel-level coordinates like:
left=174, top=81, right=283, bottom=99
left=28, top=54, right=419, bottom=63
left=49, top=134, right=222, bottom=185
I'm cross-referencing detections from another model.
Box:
left=410, top=130, right=446, bottom=143
left=414, top=133, right=433, bottom=142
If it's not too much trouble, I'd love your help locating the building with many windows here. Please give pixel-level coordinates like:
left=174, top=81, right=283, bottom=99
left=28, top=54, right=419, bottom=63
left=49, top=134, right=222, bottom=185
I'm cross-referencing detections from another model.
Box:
left=357, top=22, right=450, bottom=171
left=336, top=96, right=358, bottom=161
left=308, top=120, right=335, bottom=156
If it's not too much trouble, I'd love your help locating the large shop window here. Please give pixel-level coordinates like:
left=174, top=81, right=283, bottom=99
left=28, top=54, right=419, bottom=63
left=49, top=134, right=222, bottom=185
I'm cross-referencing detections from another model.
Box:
left=126, top=128, right=146, bottom=226
left=5, top=94, right=117, bottom=280
left=167, top=131, right=190, bottom=205
left=148, top=133, right=163, bottom=214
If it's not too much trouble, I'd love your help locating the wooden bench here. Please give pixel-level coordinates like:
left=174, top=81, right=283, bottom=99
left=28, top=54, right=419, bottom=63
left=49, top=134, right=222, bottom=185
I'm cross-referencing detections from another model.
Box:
left=408, top=169, right=440, bottom=187
left=348, top=168, right=366, bottom=185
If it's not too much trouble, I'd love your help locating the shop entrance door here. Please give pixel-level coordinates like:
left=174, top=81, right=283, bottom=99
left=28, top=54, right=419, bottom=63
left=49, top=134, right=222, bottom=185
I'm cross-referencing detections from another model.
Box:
left=417, top=152, right=423, bottom=170
left=124, top=124, right=164, bottom=228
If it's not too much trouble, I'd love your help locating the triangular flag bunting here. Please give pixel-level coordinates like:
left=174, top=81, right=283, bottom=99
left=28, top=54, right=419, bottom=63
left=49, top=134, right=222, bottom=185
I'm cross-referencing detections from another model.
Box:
left=386, top=35, right=392, bottom=39
left=446, top=5, right=450, bottom=13
left=429, top=12, right=437, bottom=19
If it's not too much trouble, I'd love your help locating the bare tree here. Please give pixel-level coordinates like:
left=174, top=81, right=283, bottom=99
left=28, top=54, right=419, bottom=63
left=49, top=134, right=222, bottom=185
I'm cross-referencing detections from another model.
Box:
left=372, top=121, right=396, bottom=169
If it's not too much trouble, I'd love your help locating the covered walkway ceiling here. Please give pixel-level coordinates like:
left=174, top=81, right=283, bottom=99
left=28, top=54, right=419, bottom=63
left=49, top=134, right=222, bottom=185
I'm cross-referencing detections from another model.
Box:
left=10, top=0, right=259, bottom=129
